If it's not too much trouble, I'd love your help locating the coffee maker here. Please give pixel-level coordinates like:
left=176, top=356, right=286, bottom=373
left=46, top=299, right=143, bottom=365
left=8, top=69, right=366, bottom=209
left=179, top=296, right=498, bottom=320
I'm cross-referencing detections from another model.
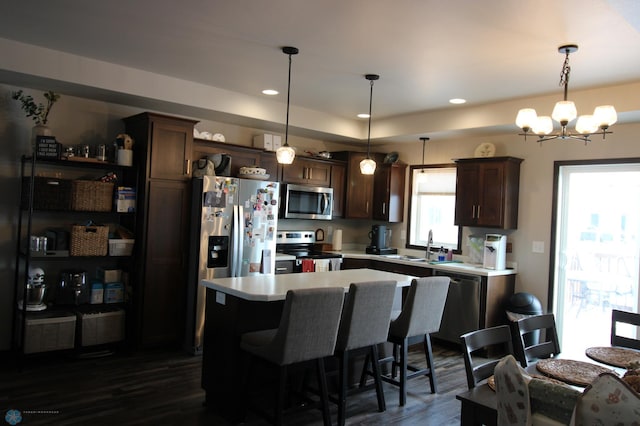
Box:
left=365, top=225, right=397, bottom=255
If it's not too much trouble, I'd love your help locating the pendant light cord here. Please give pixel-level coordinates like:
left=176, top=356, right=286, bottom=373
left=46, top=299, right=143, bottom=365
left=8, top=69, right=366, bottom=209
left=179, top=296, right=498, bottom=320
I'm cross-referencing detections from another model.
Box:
left=420, top=137, right=429, bottom=171
left=366, top=79, right=374, bottom=158
left=285, top=52, right=293, bottom=147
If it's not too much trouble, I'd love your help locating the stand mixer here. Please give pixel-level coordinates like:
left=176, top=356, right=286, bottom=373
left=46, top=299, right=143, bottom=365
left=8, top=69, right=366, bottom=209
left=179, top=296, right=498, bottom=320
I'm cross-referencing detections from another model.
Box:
left=19, top=267, right=48, bottom=311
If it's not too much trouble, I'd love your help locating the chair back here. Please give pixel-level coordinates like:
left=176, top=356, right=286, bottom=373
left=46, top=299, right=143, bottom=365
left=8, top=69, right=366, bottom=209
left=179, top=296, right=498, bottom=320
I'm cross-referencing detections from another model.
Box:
left=611, top=309, right=640, bottom=350
left=272, top=287, right=345, bottom=365
left=335, top=280, right=397, bottom=352
left=514, top=313, right=561, bottom=367
left=460, top=325, right=514, bottom=389
left=388, top=276, right=450, bottom=339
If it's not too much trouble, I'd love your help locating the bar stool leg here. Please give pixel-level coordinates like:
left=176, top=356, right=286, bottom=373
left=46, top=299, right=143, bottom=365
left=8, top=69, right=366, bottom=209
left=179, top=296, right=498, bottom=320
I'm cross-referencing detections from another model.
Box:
left=370, top=344, right=386, bottom=412
left=316, top=357, right=332, bottom=426
left=399, top=338, right=408, bottom=406
left=275, top=366, right=287, bottom=426
left=423, top=333, right=437, bottom=393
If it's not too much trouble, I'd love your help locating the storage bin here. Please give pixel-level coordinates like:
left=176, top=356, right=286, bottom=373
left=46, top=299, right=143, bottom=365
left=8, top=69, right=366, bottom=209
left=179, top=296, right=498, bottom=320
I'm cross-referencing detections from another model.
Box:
left=97, top=267, right=122, bottom=283
left=71, top=180, right=114, bottom=212
left=108, top=239, right=134, bottom=256
left=78, top=309, right=125, bottom=346
left=21, top=177, right=72, bottom=210
left=70, top=224, right=109, bottom=256
left=18, top=312, right=76, bottom=354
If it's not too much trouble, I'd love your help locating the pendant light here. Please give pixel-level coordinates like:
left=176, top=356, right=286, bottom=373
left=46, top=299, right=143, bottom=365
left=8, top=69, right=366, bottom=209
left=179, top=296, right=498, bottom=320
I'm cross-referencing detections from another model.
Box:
left=276, top=46, right=299, bottom=164
left=360, top=74, right=379, bottom=175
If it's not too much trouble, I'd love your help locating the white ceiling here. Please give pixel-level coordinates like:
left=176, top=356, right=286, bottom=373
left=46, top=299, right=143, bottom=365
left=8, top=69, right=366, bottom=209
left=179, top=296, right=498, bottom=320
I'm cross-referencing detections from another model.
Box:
left=1, top=0, right=639, bottom=143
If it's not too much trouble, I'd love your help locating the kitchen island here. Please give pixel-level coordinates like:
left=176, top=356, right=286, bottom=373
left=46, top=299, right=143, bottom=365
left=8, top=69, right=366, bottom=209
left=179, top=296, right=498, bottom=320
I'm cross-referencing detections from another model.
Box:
left=200, top=268, right=416, bottom=421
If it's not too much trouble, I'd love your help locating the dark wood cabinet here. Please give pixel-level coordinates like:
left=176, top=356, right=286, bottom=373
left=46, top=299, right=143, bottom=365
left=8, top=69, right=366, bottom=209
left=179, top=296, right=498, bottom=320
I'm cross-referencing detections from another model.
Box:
left=454, top=157, right=523, bottom=229
left=282, top=157, right=331, bottom=186
left=330, top=162, right=346, bottom=218
left=372, top=162, right=407, bottom=223
left=341, top=258, right=371, bottom=270
left=142, top=179, right=190, bottom=346
left=124, top=112, right=198, bottom=348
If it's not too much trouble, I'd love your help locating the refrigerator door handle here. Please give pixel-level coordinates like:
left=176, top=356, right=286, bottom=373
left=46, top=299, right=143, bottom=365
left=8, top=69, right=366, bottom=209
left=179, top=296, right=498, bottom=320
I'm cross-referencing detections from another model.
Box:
left=231, top=204, right=239, bottom=277
left=236, top=204, right=244, bottom=277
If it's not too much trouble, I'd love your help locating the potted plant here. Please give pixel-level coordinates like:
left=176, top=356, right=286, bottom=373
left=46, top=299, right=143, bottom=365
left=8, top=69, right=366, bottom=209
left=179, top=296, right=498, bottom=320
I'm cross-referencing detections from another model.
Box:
left=12, top=89, right=61, bottom=137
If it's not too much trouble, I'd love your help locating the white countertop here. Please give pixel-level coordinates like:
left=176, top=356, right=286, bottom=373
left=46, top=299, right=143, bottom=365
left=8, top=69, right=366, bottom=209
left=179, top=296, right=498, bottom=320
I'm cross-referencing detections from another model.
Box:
left=201, top=268, right=416, bottom=302
left=337, top=250, right=517, bottom=277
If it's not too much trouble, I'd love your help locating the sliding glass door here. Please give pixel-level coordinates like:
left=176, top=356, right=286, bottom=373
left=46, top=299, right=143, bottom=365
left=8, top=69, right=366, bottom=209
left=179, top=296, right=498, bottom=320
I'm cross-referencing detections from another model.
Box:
left=552, top=160, right=640, bottom=358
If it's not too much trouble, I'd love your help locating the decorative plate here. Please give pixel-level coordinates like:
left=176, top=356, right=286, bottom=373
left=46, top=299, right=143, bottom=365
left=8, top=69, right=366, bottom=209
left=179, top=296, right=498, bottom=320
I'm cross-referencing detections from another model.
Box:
left=474, top=142, right=496, bottom=158
left=384, top=152, right=399, bottom=163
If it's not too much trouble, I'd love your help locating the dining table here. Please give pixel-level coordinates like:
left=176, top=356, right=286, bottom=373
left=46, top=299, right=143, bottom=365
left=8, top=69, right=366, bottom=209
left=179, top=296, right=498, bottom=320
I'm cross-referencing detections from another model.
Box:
left=198, top=268, right=416, bottom=422
left=456, top=345, right=638, bottom=426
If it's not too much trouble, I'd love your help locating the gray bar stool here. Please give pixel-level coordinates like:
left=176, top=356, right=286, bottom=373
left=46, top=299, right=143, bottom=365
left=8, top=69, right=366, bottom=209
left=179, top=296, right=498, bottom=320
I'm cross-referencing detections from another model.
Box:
left=240, top=287, right=345, bottom=426
left=362, top=276, right=450, bottom=406
left=332, top=280, right=397, bottom=426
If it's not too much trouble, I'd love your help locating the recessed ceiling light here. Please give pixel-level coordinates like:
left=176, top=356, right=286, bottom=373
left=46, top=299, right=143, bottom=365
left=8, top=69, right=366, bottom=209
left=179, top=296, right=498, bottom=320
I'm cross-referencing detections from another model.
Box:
left=449, top=98, right=466, bottom=104
left=262, top=89, right=279, bottom=95
left=357, top=113, right=370, bottom=118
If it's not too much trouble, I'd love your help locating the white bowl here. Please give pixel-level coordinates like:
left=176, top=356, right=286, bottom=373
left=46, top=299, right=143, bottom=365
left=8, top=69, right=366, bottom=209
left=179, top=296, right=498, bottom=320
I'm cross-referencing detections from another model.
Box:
left=239, top=167, right=266, bottom=175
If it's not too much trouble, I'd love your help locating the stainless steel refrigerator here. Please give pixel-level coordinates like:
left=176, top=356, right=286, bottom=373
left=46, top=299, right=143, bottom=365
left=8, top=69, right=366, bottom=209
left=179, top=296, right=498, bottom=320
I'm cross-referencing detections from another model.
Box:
left=185, top=175, right=279, bottom=354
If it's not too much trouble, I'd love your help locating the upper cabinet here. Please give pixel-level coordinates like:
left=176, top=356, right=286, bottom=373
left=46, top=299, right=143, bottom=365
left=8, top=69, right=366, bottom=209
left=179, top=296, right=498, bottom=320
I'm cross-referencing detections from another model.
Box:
left=330, top=162, right=346, bottom=218
left=372, top=162, right=407, bottom=223
left=454, top=156, right=523, bottom=229
left=282, top=157, right=332, bottom=186
left=333, top=151, right=404, bottom=222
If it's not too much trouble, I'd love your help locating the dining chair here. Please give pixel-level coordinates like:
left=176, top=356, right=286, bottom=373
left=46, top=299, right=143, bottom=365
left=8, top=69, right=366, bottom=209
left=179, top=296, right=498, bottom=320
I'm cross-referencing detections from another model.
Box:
left=460, top=324, right=515, bottom=390
left=362, top=276, right=450, bottom=406
left=611, top=309, right=640, bottom=350
left=513, top=313, right=561, bottom=367
left=332, top=280, right=397, bottom=426
left=240, top=287, right=345, bottom=426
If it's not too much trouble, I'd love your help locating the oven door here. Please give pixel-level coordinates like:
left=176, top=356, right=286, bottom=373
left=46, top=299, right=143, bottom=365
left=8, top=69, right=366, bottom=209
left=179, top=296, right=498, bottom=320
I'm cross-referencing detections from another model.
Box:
left=283, top=184, right=333, bottom=220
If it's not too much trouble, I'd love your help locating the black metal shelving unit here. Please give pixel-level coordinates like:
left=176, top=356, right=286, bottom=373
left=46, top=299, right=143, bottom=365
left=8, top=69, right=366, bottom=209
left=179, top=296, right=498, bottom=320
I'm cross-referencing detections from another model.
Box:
left=12, top=155, right=139, bottom=364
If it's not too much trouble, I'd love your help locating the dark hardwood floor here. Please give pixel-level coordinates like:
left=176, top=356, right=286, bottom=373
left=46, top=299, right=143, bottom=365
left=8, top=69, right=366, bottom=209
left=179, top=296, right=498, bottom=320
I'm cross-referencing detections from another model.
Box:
left=1, top=341, right=468, bottom=425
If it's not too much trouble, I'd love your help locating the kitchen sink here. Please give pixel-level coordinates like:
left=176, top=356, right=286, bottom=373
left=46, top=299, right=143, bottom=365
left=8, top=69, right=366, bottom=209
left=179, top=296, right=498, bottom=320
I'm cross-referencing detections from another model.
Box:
left=381, top=254, right=427, bottom=262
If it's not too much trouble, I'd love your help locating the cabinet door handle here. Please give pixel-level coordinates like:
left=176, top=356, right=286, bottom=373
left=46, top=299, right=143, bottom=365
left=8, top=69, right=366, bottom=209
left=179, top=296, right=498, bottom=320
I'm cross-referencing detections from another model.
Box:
left=303, top=167, right=307, bottom=180
left=185, top=159, right=191, bottom=176
left=477, top=205, right=481, bottom=219
left=382, top=202, right=386, bottom=215
left=472, top=205, right=476, bottom=218
left=309, top=168, right=312, bottom=180
left=275, top=267, right=288, bottom=272
left=366, top=201, right=369, bottom=214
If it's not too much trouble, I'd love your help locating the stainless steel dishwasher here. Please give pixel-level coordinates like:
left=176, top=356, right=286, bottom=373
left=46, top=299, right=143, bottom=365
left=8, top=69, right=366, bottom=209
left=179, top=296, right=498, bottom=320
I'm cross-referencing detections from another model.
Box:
left=431, top=270, right=481, bottom=345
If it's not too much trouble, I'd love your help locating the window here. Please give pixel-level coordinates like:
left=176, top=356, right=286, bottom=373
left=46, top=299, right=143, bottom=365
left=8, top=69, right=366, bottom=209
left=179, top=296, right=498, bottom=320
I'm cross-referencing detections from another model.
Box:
left=406, top=164, right=461, bottom=252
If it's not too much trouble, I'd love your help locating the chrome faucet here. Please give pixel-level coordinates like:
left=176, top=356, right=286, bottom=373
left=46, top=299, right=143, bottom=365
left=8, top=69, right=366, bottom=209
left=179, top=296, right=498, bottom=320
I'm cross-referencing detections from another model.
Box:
left=426, top=229, right=434, bottom=260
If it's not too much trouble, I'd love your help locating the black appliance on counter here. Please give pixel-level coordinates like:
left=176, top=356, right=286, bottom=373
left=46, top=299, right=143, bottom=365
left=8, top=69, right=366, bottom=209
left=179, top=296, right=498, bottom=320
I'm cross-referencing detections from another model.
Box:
left=276, top=230, right=342, bottom=273
left=365, top=224, right=397, bottom=255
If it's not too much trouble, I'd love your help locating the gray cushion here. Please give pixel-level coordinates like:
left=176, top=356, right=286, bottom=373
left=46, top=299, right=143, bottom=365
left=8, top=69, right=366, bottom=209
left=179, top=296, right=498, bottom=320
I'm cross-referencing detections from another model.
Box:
left=389, top=276, right=450, bottom=339
left=335, top=280, right=397, bottom=352
left=241, top=287, right=345, bottom=365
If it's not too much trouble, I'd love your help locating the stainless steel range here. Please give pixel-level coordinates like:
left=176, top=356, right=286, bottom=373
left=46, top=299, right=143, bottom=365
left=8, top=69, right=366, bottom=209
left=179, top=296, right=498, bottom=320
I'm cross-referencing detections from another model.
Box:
left=276, top=230, right=342, bottom=272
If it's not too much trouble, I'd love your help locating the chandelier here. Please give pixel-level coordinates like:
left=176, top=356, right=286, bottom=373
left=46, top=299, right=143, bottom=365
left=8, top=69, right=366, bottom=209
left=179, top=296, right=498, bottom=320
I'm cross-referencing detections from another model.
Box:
left=515, top=44, right=617, bottom=144
left=360, top=74, right=379, bottom=175
left=276, top=46, right=299, bottom=164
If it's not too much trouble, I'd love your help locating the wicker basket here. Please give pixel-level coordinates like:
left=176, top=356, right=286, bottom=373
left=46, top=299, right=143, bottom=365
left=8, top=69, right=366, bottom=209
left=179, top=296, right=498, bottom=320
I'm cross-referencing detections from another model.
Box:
left=71, top=181, right=114, bottom=212
left=70, top=225, right=108, bottom=256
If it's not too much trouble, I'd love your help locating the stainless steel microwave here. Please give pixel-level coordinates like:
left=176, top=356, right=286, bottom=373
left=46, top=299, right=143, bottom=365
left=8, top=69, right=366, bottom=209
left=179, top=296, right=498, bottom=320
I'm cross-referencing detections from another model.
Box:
left=282, top=184, right=333, bottom=220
